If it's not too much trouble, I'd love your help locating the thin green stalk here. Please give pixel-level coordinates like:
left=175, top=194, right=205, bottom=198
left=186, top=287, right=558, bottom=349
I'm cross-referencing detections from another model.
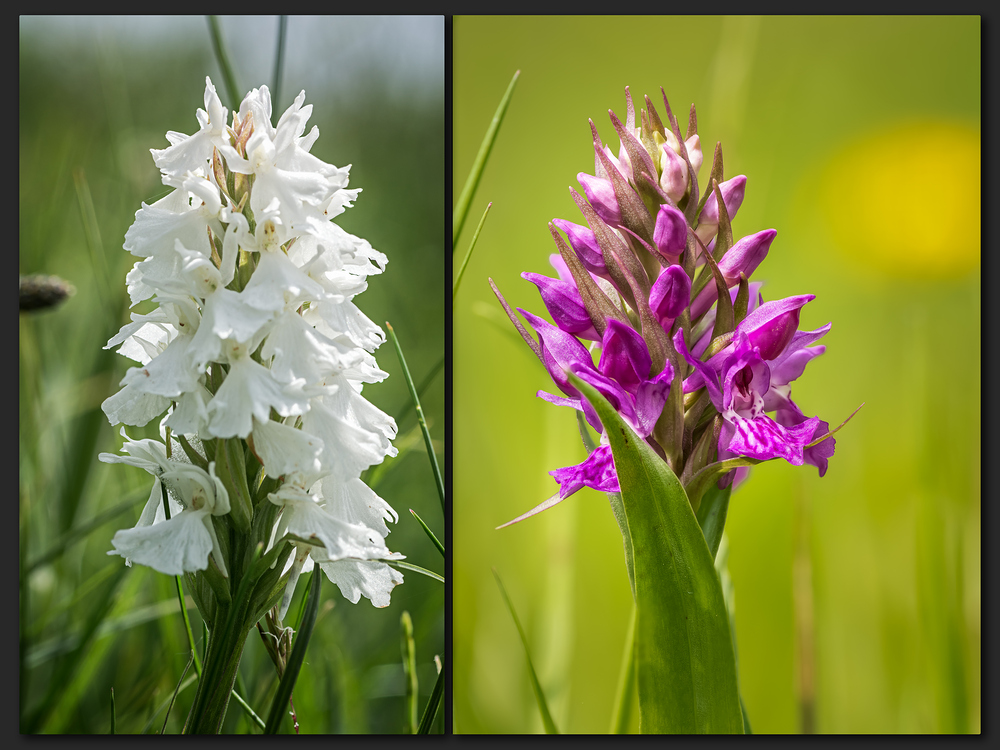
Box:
left=453, top=69, right=519, bottom=247
left=230, top=686, right=266, bottom=732
left=206, top=16, right=241, bottom=110
left=386, top=322, right=445, bottom=512
left=492, top=567, right=559, bottom=734
left=410, top=509, right=444, bottom=557
left=417, top=658, right=444, bottom=734
left=163, top=482, right=203, bottom=679
left=162, top=655, right=195, bottom=734
left=109, top=688, right=115, bottom=735
left=453, top=201, right=492, bottom=300
left=610, top=603, right=637, bottom=733
left=141, top=673, right=197, bottom=734
left=175, top=576, right=203, bottom=677
left=394, top=357, right=444, bottom=429
left=265, top=569, right=321, bottom=734
left=401, top=611, right=418, bottom=733
left=271, top=16, right=288, bottom=110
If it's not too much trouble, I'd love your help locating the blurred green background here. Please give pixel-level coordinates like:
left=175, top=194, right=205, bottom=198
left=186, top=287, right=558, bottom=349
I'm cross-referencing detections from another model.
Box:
left=453, top=16, right=979, bottom=733
left=19, top=15, right=444, bottom=733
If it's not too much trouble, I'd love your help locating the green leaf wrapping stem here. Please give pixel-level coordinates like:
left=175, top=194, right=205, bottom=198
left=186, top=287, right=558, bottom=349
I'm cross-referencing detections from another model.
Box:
left=566, top=370, right=743, bottom=733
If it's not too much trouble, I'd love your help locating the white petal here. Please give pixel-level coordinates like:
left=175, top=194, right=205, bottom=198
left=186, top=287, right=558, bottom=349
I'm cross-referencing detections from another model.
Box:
left=108, top=509, right=214, bottom=576
left=251, top=417, right=324, bottom=480
left=102, top=383, right=171, bottom=427
left=274, top=490, right=387, bottom=561
left=319, top=476, right=397, bottom=538
left=318, top=559, right=403, bottom=607
left=206, top=357, right=309, bottom=439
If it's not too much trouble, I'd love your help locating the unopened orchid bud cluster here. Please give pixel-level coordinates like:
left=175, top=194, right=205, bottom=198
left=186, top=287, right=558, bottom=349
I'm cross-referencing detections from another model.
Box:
left=100, top=77, right=402, bottom=617
left=496, top=87, right=836, bottom=522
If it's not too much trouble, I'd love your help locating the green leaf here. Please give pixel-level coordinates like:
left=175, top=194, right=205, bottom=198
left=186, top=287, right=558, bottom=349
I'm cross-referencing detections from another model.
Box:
left=695, top=484, right=732, bottom=561
left=409, top=509, right=444, bottom=557
left=492, top=568, right=559, bottom=734
left=566, top=371, right=743, bottom=733
left=453, top=70, right=519, bottom=247
left=264, top=569, right=321, bottom=734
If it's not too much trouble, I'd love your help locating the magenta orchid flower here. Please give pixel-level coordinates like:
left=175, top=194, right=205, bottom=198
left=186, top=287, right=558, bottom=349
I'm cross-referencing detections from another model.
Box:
left=493, top=86, right=845, bottom=529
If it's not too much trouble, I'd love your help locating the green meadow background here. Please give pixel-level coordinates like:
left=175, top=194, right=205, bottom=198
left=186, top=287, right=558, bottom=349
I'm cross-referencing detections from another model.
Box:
left=20, top=16, right=444, bottom=733
left=453, top=16, right=980, bottom=734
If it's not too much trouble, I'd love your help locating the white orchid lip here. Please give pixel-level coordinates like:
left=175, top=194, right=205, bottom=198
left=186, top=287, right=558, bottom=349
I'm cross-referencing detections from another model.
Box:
left=100, top=76, right=403, bottom=607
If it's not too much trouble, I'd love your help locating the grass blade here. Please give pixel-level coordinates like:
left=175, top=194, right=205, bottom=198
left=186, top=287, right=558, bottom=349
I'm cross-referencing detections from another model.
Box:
left=271, top=15, right=288, bottom=110
left=492, top=567, right=559, bottom=734
left=162, top=654, right=195, bottom=734
left=401, top=611, right=418, bottom=733
left=141, top=674, right=198, bottom=734
left=416, top=656, right=444, bottom=734
left=610, top=603, right=637, bottom=733
left=25, top=488, right=148, bottom=574
left=453, top=201, right=492, bottom=300
left=205, top=16, right=241, bottom=110
left=453, top=70, right=519, bottom=247
left=109, top=688, right=116, bottom=735
left=385, top=560, right=443, bottom=584
left=22, top=565, right=128, bottom=733
left=264, top=569, right=321, bottom=734
left=386, top=321, right=445, bottom=512
left=410, top=508, right=444, bottom=557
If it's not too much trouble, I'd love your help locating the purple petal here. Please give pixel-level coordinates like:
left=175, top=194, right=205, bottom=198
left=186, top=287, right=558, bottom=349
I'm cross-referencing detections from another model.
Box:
left=577, top=172, right=622, bottom=226
left=776, top=403, right=835, bottom=476
left=692, top=282, right=764, bottom=358
left=653, top=204, right=688, bottom=261
left=634, top=360, right=674, bottom=438
left=522, top=272, right=599, bottom=340
left=519, top=308, right=596, bottom=395
left=698, top=175, right=747, bottom=228
left=724, top=411, right=818, bottom=465
left=649, top=265, right=691, bottom=327
left=721, top=331, right=772, bottom=414
left=689, top=230, right=776, bottom=319
left=769, top=344, right=826, bottom=392
left=552, top=218, right=607, bottom=276
left=569, top=362, right=636, bottom=429
left=739, top=294, right=814, bottom=361
left=688, top=295, right=813, bottom=392
left=550, top=444, right=620, bottom=499
left=599, top=319, right=652, bottom=392
left=659, top=142, right=689, bottom=202
left=674, top=328, right=724, bottom=409
left=718, top=229, right=776, bottom=283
